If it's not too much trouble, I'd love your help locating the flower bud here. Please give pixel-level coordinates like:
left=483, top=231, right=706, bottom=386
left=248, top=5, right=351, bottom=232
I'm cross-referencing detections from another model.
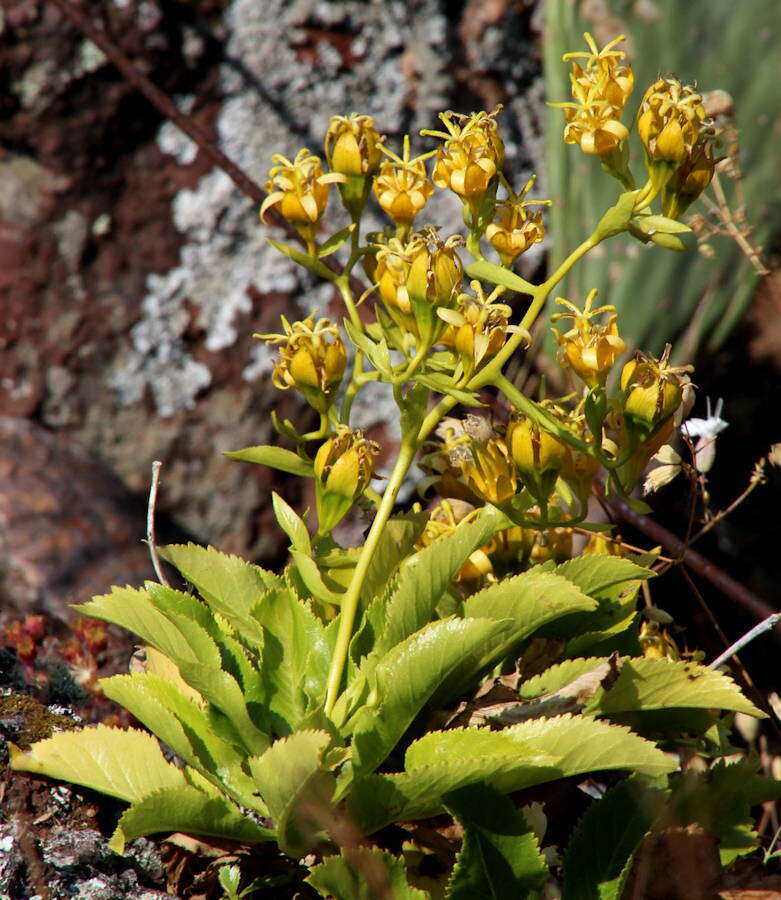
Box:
left=620, top=344, right=692, bottom=444
left=376, top=229, right=464, bottom=346
left=485, top=175, right=550, bottom=266
left=258, top=314, right=347, bottom=412
left=552, top=290, right=626, bottom=389
left=260, top=149, right=346, bottom=238
left=506, top=413, right=566, bottom=504
left=638, top=78, right=707, bottom=166
left=661, top=141, right=716, bottom=219
left=314, top=427, right=379, bottom=533
left=324, top=113, right=383, bottom=178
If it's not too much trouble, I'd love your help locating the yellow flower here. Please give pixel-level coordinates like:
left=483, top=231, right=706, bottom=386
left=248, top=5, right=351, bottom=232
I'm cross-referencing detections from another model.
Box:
left=485, top=175, right=550, bottom=266
left=552, top=80, right=630, bottom=157
left=422, top=107, right=505, bottom=211
left=374, top=229, right=464, bottom=344
left=640, top=621, right=680, bottom=661
left=637, top=78, right=707, bottom=165
left=257, top=313, right=347, bottom=412
left=260, top=149, right=346, bottom=234
left=506, top=414, right=566, bottom=505
left=620, top=343, right=693, bottom=442
left=372, top=137, right=435, bottom=226
left=530, top=526, right=573, bottom=564
left=314, top=426, right=380, bottom=532
left=563, top=32, right=634, bottom=112
left=559, top=415, right=602, bottom=504
left=552, top=290, right=626, bottom=389
left=437, top=281, right=526, bottom=377
left=459, top=437, right=518, bottom=506
left=662, top=140, right=717, bottom=219
left=324, top=113, right=383, bottom=177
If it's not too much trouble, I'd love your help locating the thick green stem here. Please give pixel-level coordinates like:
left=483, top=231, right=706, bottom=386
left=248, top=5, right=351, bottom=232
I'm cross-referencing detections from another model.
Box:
left=324, top=436, right=418, bottom=715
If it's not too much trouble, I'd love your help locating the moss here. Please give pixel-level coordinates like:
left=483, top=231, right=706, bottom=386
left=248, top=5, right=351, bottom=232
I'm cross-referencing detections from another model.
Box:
left=0, top=692, right=77, bottom=751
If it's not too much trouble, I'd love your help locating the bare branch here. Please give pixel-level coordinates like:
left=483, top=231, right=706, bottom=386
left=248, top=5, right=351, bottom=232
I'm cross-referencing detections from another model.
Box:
left=146, top=460, right=169, bottom=587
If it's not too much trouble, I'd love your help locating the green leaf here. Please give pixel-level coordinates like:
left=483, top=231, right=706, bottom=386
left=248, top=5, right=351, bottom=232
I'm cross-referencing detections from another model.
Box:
left=413, top=372, right=483, bottom=406
left=628, top=214, right=696, bottom=252
left=101, top=673, right=240, bottom=775
left=307, top=848, right=430, bottom=900
left=443, top=784, right=548, bottom=900
left=445, top=784, right=548, bottom=899
left=553, top=555, right=653, bottom=598
left=249, top=730, right=335, bottom=857
left=317, top=223, right=356, bottom=258
left=562, top=778, right=667, bottom=900
left=272, top=492, right=311, bottom=553
left=465, top=259, right=536, bottom=296
left=78, top=586, right=197, bottom=664
left=457, top=570, right=597, bottom=688
left=593, top=191, right=638, bottom=241
left=252, top=586, right=332, bottom=733
left=349, top=618, right=512, bottom=776
left=267, top=237, right=336, bottom=281
left=344, top=320, right=393, bottom=378
left=291, top=550, right=345, bottom=606
left=110, top=784, right=274, bottom=854
left=370, top=506, right=505, bottom=660
left=224, top=445, right=314, bottom=477
left=10, top=725, right=187, bottom=803
left=584, top=658, right=765, bottom=719
left=158, top=542, right=279, bottom=644
left=360, top=511, right=430, bottom=605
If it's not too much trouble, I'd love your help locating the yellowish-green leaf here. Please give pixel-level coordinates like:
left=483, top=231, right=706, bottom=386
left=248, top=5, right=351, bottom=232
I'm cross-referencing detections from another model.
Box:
left=584, top=658, right=765, bottom=718
left=109, top=784, right=274, bottom=854
left=10, top=725, right=186, bottom=803
left=224, top=445, right=314, bottom=477
left=249, top=730, right=335, bottom=857
left=307, top=847, right=430, bottom=899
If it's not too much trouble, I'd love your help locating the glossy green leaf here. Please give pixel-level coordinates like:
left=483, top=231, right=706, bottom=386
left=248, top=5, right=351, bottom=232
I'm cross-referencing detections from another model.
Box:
left=272, top=492, right=311, bottom=553
left=10, top=725, right=186, bottom=804
left=307, top=847, right=430, bottom=899
left=465, top=258, right=536, bottom=296
left=110, top=784, right=273, bottom=854
left=445, top=784, right=548, bottom=899
left=267, top=237, right=336, bottom=281
left=349, top=617, right=512, bottom=775
left=562, top=778, right=667, bottom=900
left=224, top=445, right=314, bottom=477
left=249, top=730, right=335, bottom=857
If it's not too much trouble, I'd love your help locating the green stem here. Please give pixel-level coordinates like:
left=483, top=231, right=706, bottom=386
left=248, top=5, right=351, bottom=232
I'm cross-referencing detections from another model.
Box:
left=324, top=435, right=419, bottom=715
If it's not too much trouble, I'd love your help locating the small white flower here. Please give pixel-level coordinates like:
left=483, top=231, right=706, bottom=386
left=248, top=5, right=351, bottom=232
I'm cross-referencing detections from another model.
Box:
left=681, top=397, right=728, bottom=473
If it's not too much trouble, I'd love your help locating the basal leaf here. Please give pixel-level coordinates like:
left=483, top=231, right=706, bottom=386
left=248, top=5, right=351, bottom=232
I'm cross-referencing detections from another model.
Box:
left=307, top=847, right=430, bottom=900
left=406, top=715, right=675, bottom=791
left=78, top=586, right=197, bottom=664
left=110, top=784, right=274, bottom=854
left=445, top=784, right=548, bottom=899
left=159, top=542, right=280, bottom=644
left=562, top=778, right=667, bottom=900
left=101, top=673, right=242, bottom=774
left=249, top=730, right=335, bottom=857
left=584, top=658, right=765, bottom=719
left=453, top=570, right=597, bottom=694
left=252, top=586, right=332, bottom=733
left=519, top=657, right=616, bottom=699
left=370, top=507, right=505, bottom=660
left=349, top=618, right=512, bottom=776
left=224, top=444, right=314, bottom=477
left=552, top=556, right=653, bottom=598
left=10, top=725, right=186, bottom=803
left=360, top=511, right=430, bottom=605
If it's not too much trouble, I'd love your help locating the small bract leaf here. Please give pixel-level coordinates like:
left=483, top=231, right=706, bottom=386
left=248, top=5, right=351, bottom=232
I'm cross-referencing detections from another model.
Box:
left=224, top=445, right=314, bottom=478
